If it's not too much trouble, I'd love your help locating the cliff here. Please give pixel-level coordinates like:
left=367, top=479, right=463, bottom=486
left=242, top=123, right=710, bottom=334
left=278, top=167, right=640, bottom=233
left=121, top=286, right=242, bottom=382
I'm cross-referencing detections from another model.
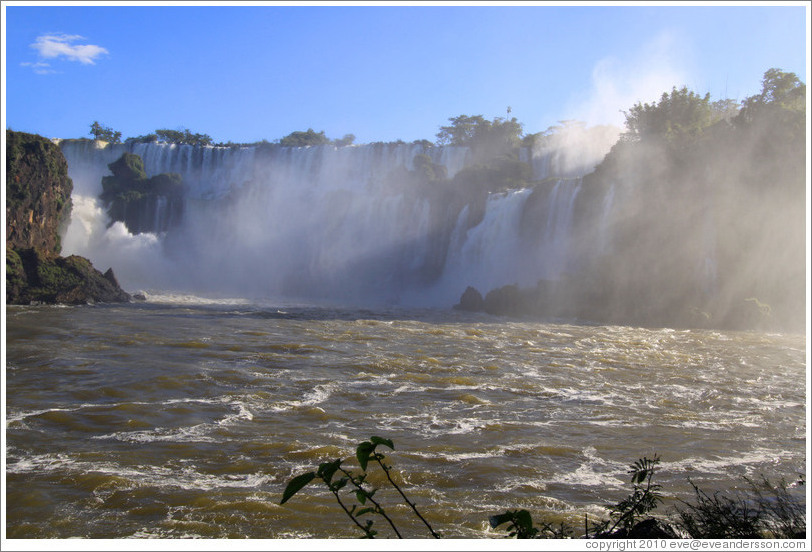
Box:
left=6, top=130, right=73, bottom=254
left=6, top=130, right=131, bottom=305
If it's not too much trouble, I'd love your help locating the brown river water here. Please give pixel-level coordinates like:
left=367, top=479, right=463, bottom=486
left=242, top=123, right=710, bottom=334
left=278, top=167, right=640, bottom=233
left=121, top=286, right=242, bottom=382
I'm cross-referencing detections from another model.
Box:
left=4, top=296, right=807, bottom=539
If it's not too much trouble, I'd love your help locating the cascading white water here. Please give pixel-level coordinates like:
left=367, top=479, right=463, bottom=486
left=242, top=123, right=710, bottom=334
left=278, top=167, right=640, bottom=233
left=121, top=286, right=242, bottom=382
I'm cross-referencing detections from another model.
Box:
left=420, top=126, right=619, bottom=304
left=58, top=131, right=616, bottom=306
left=438, top=188, right=535, bottom=295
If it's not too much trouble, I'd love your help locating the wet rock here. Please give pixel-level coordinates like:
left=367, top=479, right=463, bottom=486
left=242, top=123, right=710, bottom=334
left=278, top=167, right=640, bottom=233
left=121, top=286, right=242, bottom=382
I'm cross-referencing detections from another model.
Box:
left=8, top=248, right=131, bottom=305
left=454, top=286, right=484, bottom=311
left=6, top=131, right=131, bottom=305
left=483, top=284, right=522, bottom=316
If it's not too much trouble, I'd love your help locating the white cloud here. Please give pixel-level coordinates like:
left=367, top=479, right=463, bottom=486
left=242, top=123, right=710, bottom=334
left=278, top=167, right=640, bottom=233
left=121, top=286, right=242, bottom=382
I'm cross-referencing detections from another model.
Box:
left=30, top=33, right=108, bottom=65
left=20, top=61, right=56, bottom=75
left=565, top=31, right=690, bottom=128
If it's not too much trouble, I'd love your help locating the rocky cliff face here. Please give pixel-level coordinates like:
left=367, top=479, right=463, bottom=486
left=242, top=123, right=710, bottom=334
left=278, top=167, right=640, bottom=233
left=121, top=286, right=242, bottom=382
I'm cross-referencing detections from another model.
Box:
left=6, top=130, right=131, bottom=305
left=6, top=130, right=73, bottom=254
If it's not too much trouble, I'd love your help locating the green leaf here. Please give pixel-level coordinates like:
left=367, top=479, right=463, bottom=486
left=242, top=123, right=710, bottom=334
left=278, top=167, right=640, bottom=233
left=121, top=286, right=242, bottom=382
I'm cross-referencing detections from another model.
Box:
left=356, top=441, right=376, bottom=471
left=280, top=472, right=316, bottom=504
left=318, top=458, right=342, bottom=484
left=357, top=507, right=376, bottom=517
left=356, top=490, right=367, bottom=504
left=370, top=436, right=394, bottom=450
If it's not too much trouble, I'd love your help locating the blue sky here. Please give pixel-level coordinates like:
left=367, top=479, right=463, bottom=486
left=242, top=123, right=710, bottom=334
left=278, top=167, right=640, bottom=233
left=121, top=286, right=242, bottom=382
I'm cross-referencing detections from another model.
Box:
left=3, top=2, right=808, bottom=145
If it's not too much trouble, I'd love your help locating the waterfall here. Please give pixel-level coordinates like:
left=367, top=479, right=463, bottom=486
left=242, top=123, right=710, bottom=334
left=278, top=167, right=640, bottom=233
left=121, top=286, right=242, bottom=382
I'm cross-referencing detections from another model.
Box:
left=438, top=188, right=534, bottom=295
left=58, top=137, right=613, bottom=306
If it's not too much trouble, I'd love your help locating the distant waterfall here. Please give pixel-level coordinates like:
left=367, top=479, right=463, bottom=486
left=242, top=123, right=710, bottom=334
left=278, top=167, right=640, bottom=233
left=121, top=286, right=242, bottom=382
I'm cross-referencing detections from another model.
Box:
left=59, top=135, right=615, bottom=306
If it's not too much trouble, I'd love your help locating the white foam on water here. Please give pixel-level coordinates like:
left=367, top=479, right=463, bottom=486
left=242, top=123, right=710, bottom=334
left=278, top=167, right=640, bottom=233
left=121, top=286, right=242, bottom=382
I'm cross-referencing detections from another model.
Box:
left=91, top=398, right=255, bottom=443
left=267, top=382, right=337, bottom=412
left=409, top=450, right=501, bottom=462
left=141, top=292, right=256, bottom=306
left=217, top=400, right=254, bottom=425
left=95, top=423, right=218, bottom=443
left=557, top=447, right=628, bottom=489
left=8, top=450, right=276, bottom=492
left=663, top=448, right=800, bottom=476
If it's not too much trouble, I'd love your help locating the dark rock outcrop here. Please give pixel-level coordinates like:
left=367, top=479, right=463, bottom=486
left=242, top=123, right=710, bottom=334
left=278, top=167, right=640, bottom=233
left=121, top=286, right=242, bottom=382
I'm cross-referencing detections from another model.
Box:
left=101, top=152, right=184, bottom=234
left=8, top=248, right=131, bottom=304
left=6, top=130, right=131, bottom=305
left=454, top=286, right=484, bottom=311
left=483, top=284, right=522, bottom=315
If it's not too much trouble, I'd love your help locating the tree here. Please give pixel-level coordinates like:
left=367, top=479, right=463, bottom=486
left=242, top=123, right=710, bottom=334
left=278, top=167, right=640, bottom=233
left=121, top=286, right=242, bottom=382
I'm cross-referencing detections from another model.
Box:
left=436, top=114, right=524, bottom=161
left=622, top=87, right=714, bottom=142
left=711, top=99, right=740, bottom=122
left=333, top=133, right=356, bottom=147
left=436, top=115, right=490, bottom=146
left=736, top=68, right=805, bottom=131
left=89, top=121, right=122, bottom=143
left=155, top=128, right=213, bottom=147
left=125, top=133, right=158, bottom=144
left=280, top=128, right=330, bottom=147
left=751, top=68, right=805, bottom=108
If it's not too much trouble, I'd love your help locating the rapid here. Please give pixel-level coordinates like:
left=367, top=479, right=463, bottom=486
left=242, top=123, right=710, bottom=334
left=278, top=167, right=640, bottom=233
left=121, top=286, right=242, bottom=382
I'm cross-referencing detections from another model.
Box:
left=5, top=298, right=806, bottom=538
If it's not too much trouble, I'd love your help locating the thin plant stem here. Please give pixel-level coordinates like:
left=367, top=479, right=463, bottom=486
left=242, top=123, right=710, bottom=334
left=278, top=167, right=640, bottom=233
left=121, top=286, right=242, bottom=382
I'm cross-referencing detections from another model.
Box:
left=338, top=467, right=403, bottom=538
left=329, top=485, right=374, bottom=538
left=374, top=455, right=441, bottom=538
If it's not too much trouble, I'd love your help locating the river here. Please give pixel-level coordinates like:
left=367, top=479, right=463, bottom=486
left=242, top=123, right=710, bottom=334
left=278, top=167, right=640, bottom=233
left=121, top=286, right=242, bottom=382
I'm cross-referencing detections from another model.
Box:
left=4, top=296, right=806, bottom=539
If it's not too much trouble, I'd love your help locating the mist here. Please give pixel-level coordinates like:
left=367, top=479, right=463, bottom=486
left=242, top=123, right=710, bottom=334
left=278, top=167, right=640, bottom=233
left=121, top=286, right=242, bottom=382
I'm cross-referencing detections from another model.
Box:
left=58, top=70, right=805, bottom=332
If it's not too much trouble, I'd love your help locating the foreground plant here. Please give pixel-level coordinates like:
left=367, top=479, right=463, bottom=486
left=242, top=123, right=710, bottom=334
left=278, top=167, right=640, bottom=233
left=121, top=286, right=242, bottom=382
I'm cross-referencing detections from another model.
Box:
left=280, top=436, right=440, bottom=538
left=676, top=474, right=806, bottom=539
left=489, top=455, right=665, bottom=539
left=589, top=455, right=664, bottom=537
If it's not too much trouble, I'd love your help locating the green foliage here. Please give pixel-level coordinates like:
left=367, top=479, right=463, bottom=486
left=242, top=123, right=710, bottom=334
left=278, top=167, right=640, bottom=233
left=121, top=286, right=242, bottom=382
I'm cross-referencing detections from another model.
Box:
left=280, top=436, right=439, bottom=539
left=6, top=247, right=28, bottom=303
left=125, top=133, right=159, bottom=144
left=101, top=153, right=147, bottom=201
left=436, top=114, right=524, bottom=161
left=735, top=68, right=806, bottom=147
left=602, top=455, right=663, bottom=534
left=333, top=134, right=356, bottom=147
left=742, top=68, right=806, bottom=113
left=35, top=257, right=81, bottom=290
left=490, top=509, right=538, bottom=538
left=155, top=128, right=213, bottom=147
left=452, top=155, right=532, bottom=194
left=676, top=475, right=805, bottom=539
left=623, top=87, right=714, bottom=142
left=436, top=114, right=490, bottom=146
left=280, top=128, right=330, bottom=147
left=489, top=509, right=573, bottom=539
left=580, top=67, right=806, bottom=331
left=144, top=172, right=183, bottom=195
left=89, top=121, right=122, bottom=143
left=109, top=152, right=147, bottom=181
left=98, top=153, right=184, bottom=233
left=412, top=153, right=448, bottom=182
left=711, top=98, right=740, bottom=122
left=280, top=472, right=316, bottom=505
